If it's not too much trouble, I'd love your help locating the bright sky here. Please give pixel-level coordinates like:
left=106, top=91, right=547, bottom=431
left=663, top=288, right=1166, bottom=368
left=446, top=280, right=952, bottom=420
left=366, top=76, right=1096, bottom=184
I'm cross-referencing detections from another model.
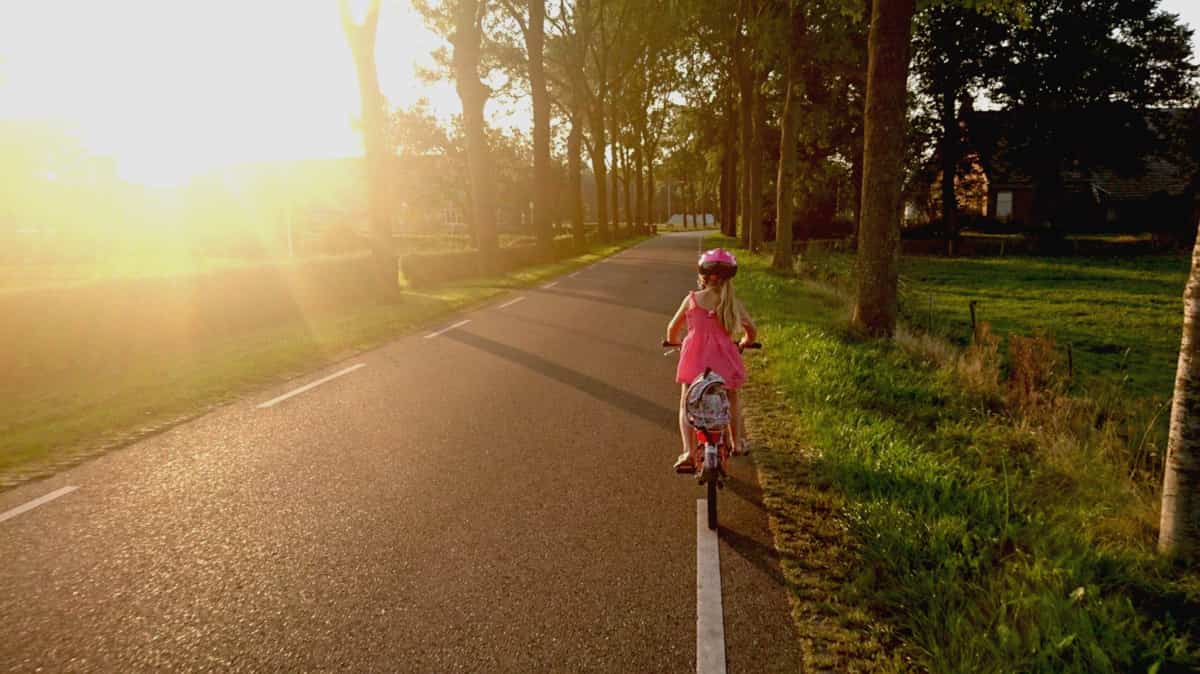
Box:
left=1, top=1, right=1197, bottom=187
left=1160, top=0, right=1200, bottom=68
left=0, top=0, right=465, bottom=185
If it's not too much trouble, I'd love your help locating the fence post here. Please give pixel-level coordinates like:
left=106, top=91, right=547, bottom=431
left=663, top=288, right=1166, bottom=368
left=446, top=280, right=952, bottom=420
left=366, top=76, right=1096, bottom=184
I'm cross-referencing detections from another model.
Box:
left=969, top=300, right=978, bottom=343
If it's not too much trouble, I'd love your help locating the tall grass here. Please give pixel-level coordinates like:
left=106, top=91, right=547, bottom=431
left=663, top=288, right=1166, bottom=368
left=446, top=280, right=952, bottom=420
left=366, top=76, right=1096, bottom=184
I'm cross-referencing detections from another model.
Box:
left=722, top=237, right=1200, bottom=672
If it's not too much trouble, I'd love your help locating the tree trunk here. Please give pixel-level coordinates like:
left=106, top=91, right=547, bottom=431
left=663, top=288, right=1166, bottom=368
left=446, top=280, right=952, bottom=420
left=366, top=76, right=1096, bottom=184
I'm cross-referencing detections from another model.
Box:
left=748, top=73, right=766, bottom=252
left=451, top=0, right=498, bottom=267
left=685, top=181, right=693, bottom=228
left=339, top=0, right=395, bottom=291
left=850, top=137, right=864, bottom=248
left=735, top=48, right=753, bottom=248
left=1160, top=221, right=1200, bottom=556
left=773, top=3, right=805, bottom=270
left=527, top=0, right=553, bottom=257
left=939, top=73, right=959, bottom=237
left=797, top=65, right=830, bottom=251
left=588, top=103, right=609, bottom=241
left=610, top=144, right=620, bottom=235
left=720, top=149, right=732, bottom=235
left=851, top=0, right=916, bottom=336
left=648, top=162, right=656, bottom=224
left=622, top=145, right=632, bottom=236
left=640, top=135, right=653, bottom=227
left=634, top=144, right=645, bottom=230
left=568, top=117, right=585, bottom=249
left=609, top=108, right=621, bottom=235
left=723, top=96, right=739, bottom=238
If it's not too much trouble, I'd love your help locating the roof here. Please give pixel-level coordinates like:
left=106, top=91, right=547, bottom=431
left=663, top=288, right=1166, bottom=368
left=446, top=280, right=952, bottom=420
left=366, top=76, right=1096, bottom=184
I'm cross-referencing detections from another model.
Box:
left=963, top=107, right=1200, bottom=200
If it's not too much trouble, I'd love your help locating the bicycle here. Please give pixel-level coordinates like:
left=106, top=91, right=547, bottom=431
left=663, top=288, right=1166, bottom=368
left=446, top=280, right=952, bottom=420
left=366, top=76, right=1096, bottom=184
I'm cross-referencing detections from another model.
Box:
left=663, top=340, right=761, bottom=530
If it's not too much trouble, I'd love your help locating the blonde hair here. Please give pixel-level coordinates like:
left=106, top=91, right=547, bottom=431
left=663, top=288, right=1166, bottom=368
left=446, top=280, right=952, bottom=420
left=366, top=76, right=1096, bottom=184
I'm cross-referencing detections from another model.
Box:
left=698, top=275, right=742, bottom=338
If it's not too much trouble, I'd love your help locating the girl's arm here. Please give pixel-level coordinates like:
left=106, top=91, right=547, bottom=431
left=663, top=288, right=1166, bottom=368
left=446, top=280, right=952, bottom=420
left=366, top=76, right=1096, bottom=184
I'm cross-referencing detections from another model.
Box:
left=666, top=296, right=689, bottom=343
left=736, top=299, right=757, bottom=347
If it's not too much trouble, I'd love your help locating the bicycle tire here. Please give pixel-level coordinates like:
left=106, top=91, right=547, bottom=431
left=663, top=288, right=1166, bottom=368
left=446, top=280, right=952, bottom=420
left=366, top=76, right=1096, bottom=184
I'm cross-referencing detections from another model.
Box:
left=707, top=479, right=718, bottom=530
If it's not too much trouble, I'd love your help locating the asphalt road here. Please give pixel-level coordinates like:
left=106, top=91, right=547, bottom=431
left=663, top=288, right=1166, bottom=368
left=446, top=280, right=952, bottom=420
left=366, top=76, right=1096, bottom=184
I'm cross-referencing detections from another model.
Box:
left=0, top=232, right=801, bottom=672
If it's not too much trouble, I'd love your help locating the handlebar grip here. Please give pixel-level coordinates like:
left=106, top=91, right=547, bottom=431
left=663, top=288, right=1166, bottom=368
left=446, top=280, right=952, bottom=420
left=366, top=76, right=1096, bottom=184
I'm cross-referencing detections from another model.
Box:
left=743, top=342, right=762, bottom=350
left=662, top=340, right=681, bottom=348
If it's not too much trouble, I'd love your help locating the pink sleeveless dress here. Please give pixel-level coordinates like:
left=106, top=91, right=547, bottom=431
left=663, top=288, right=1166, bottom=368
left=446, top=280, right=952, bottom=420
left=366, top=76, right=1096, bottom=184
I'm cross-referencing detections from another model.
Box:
left=676, top=291, right=746, bottom=389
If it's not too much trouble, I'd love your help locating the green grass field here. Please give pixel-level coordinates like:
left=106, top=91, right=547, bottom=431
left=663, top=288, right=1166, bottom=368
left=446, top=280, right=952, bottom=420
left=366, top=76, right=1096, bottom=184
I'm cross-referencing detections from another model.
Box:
left=802, top=251, right=1190, bottom=402
left=0, top=237, right=646, bottom=490
left=0, top=232, right=578, bottom=292
left=718, top=236, right=1200, bottom=672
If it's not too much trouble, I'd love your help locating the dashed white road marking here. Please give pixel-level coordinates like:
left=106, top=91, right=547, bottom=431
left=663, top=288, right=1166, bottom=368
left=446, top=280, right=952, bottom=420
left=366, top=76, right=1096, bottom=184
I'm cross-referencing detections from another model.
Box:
left=498, top=297, right=526, bottom=309
left=423, top=319, right=472, bottom=340
left=257, top=363, right=367, bottom=408
left=542, top=281, right=558, bottom=289
left=0, top=486, right=79, bottom=524
left=568, top=271, right=581, bottom=278
left=696, top=500, right=727, bottom=673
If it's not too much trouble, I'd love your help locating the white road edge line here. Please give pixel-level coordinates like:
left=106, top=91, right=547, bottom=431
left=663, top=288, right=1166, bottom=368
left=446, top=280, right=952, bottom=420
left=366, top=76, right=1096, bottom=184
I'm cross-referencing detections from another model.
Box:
left=257, top=363, right=367, bottom=408
left=498, top=296, right=526, bottom=309
left=542, top=281, right=558, bottom=289
left=0, top=486, right=79, bottom=524
left=423, top=319, right=472, bottom=340
left=568, top=271, right=581, bottom=278
left=696, top=500, right=727, bottom=674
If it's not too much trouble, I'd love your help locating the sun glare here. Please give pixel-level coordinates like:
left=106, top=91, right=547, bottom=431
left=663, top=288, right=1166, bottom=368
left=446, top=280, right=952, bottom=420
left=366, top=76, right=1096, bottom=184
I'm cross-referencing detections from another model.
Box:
left=0, top=0, right=454, bottom=187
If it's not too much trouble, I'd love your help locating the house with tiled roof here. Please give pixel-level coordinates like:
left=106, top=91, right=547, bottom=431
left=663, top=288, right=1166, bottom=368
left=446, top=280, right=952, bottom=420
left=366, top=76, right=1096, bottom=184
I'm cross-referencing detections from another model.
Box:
left=961, top=108, right=1200, bottom=237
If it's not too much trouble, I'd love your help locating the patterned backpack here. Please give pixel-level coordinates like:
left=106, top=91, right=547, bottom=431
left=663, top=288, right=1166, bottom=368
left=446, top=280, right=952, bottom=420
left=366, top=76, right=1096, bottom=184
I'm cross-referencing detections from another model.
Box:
left=685, top=369, right=731, bottom=430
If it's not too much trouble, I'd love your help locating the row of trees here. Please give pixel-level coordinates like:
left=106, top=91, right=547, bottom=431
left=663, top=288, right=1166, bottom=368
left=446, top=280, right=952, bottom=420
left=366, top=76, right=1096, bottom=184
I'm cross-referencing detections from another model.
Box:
left=340, top=0, right=1196, bottom=333
left=338, top=1, right=1200, bottom=552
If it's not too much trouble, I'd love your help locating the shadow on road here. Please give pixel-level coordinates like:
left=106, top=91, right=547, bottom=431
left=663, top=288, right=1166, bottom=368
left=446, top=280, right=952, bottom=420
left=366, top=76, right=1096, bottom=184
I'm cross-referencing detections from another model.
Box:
left=605, top=255, right=696, bottom=269
left=722, top=470, right=767, bottom=513
left=445, top=330, right=676, bottom=426
left=718, top=526, right=790, bottom=590
left=489, top=312, right=651, bottom=357
left=530, top=285, right=679, bottom=315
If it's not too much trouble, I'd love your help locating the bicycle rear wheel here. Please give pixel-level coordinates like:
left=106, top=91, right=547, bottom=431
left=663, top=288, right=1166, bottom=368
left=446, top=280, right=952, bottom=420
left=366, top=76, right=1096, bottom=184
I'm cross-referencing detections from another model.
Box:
left=707, top=479, right=718, bottom=530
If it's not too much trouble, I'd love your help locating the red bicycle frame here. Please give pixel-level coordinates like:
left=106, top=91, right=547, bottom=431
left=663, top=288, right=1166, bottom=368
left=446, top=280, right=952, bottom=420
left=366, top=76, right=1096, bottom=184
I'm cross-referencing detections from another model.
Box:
left=691, top=427, right=728, bottom=476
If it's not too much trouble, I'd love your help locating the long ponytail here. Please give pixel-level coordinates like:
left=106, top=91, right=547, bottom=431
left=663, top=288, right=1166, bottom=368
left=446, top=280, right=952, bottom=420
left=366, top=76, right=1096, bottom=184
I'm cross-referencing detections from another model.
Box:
left=711, top=278, right=742, bottom=338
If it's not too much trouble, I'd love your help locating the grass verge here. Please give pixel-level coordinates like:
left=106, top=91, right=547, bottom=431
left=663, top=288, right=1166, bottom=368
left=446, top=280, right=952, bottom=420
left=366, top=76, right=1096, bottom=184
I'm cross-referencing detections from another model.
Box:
left=716, top=235, right=1200, bottom=673
left=0, top=237, right=647, bottom=490
left=799, top=249, right=1188, bottom=401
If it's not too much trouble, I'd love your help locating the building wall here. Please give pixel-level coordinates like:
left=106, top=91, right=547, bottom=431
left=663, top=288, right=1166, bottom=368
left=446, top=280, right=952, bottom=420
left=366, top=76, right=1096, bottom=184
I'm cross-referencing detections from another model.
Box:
left=987, top=186, right=1035, bottom=226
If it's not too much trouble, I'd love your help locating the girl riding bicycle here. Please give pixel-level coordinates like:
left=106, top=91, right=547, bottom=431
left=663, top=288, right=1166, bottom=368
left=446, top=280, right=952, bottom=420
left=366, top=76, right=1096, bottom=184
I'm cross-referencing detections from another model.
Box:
left=666, top=248, right=757, bottom=471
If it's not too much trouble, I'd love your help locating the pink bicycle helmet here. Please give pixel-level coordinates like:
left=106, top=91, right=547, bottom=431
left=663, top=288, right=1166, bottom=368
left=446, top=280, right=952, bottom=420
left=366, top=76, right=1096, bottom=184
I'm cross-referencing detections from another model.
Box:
left=698, top=248, right=737, bottom=279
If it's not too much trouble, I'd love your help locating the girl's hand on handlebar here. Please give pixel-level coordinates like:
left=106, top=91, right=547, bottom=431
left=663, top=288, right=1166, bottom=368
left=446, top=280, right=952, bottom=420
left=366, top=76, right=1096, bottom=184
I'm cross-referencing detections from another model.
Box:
left=738, top=340, right=762, bottom=352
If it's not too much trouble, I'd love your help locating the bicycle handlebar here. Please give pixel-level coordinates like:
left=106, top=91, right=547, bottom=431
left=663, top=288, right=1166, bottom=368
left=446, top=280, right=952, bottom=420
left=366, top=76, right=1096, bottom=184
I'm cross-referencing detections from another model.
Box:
left=662, top=340, right=761, bottom=350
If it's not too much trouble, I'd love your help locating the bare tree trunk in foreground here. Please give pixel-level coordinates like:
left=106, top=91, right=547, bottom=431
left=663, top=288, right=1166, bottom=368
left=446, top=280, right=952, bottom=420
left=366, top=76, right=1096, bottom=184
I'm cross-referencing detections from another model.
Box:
left=1160, top=221, right=1200, bottom=556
